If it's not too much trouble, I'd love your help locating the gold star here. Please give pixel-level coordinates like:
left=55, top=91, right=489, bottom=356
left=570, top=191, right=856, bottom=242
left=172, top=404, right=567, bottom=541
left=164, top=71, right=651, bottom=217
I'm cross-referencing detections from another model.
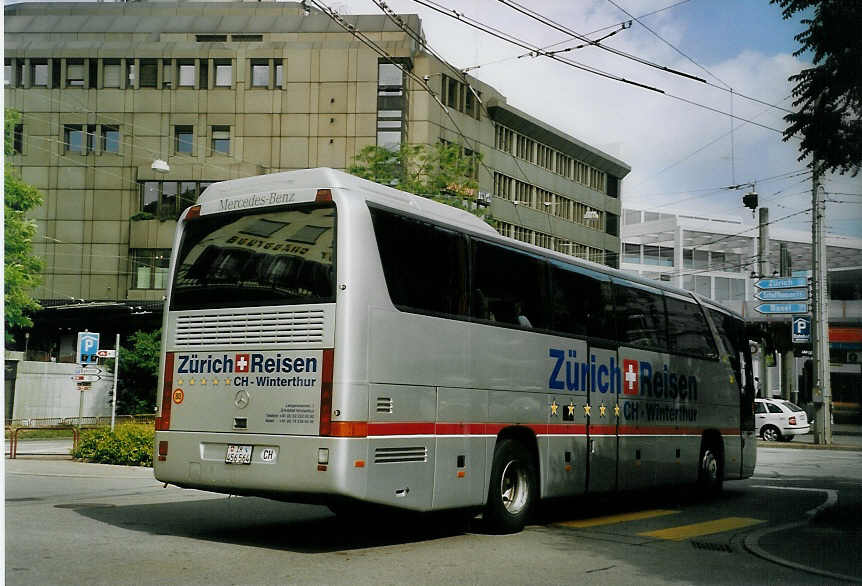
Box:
left=599, top=403, right=607, bottom=417
left=177, top=378, right=184, bottom=385
left=550, top=400, right=559, bottom=416
left=189, top=378, right=195, bottom=385
left=567, top=403, right=575, bottom=416
left=224, top=378, right=231, bottom=385
left=212, top=378, right=219, bottom=385
left=614, top=403, right=621, bottom=417
left=199, top=378, right=206, bottom=385
left=584, top=404, right=591, bottom=417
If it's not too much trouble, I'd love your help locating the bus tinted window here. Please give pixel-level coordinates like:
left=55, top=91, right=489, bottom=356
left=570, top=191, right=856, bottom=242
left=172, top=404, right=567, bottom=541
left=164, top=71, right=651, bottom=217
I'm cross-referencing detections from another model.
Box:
left=472, top=239, right=549, bottom=329
left=550, top=262, right=614, bottom=339
left=370, top=207, right=469, bottom=317
left=665, top=295, right=717, bottom=357
left=170, top=204, right=335, bottom=310
left=614, top=283, right=667, bottom=350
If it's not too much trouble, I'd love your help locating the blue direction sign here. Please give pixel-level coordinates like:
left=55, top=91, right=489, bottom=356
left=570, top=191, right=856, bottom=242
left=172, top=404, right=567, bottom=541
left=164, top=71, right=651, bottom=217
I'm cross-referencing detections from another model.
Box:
left=77, top=331, right=100, bottom=364
left=754, top=303, right=809, bottom=315
left=792, top=315, right=811, bottom=344
left=754, top=276, right=807, bottom=289
left=755, top=288, right=808, bottom=302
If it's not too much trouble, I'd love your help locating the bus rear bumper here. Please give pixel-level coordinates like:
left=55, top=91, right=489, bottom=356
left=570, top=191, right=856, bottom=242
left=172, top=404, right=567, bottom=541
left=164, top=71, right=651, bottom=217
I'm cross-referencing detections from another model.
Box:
left=153, top=431, right=368, bottom=503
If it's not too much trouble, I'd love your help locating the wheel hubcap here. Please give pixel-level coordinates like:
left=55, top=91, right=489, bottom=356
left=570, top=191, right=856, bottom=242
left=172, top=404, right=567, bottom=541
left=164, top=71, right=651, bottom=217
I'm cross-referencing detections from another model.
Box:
left=499, top=460, right=529, bottom=514
left=702, top=450, right=718, bottom=482
left=763, top=427, right=777, bottom=441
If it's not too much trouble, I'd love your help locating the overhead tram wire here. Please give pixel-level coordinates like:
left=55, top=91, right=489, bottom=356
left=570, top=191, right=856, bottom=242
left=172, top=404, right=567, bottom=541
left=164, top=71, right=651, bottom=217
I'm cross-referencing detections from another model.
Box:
left=495, top=0, right=790, bottom=113
left=369, top=0, right=537, bottom=189
left=408, top=0, right=786, bottom=134
left=463, top=0, right=691, bottom=74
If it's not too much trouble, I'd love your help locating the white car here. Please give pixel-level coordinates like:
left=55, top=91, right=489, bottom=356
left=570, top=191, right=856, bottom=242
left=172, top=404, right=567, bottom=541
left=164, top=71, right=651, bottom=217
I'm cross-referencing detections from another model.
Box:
left=755, top=398, right=810, bottom=442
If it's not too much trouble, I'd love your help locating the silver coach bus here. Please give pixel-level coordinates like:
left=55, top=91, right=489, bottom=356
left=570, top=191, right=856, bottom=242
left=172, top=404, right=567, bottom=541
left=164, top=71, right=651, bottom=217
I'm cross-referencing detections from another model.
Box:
left=154, top=168, right=756, bottom=533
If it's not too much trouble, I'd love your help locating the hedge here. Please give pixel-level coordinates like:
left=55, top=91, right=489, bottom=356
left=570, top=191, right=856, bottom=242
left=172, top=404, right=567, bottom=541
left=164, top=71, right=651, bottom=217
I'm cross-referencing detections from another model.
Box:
left=72, top=424, right=154, bottom=467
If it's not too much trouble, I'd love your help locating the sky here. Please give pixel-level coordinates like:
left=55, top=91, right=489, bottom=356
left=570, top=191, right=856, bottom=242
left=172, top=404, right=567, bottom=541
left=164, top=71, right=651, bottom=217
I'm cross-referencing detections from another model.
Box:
left=332, top=0, right=862, bottom=240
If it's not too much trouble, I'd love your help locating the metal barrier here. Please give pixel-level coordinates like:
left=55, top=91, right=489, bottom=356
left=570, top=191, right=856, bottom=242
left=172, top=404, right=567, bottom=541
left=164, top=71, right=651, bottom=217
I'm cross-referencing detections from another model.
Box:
left=5, top=415, right=155, bottom=459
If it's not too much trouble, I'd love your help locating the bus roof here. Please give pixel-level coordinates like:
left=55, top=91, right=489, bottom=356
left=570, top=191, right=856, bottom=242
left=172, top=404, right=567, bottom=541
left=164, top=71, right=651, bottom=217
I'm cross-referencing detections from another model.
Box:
left=197, top=167, right=500, bottom=238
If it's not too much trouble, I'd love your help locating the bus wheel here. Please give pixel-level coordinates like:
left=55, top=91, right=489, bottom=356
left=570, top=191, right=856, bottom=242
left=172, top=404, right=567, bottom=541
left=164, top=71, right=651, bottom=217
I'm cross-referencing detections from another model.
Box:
left=485, top=439, right=536, bottom=534
left=697, top=439, right=723, bottom=495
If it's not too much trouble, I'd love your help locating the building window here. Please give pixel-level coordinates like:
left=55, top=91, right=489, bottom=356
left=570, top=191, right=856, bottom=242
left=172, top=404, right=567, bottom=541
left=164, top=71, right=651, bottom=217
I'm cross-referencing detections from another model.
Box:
left=131, top=249, right=172, bottom=289
left=623, top=243, right=640, bottom=264
left=139, top=180, right=209, bottom=220
left=175, top=125, right=194, bottom=154
left=66, top=60, right=85, bottom=87
left=140, top=59, right=158, bottom=87
left=276, top=62, right=284, bottom=88
left=11, top=124, right=23, bottom=154
left=31, top=60, right=49, bottom=87
left=103, top=60, right=121, bottom=87
left=198, top=59, right=209, bottom=88
left=4, top=60, right=11, bottom=86
left=211, top=126, right=230, bottom=154
left=178, top=61, right=195, bottom=87
left=101, top=125, right=120, bottom=153
left=606, top=212, right=619, bottom=237
left=64, top=124, right=85, bottom=153
left=251, top=59, right=269, bottom=87
left=214, top=60, right=232, bottom=87
left=162, top=59, right=173, bottom=89
left=196, top=34, right=227, bottom=43
left=126, top=61, right=136, bottom=86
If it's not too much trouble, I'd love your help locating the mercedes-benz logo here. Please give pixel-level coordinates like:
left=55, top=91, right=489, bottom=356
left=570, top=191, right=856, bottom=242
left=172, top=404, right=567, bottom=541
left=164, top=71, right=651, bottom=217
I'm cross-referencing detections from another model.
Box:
left=234, top=390, right=250, bottom=409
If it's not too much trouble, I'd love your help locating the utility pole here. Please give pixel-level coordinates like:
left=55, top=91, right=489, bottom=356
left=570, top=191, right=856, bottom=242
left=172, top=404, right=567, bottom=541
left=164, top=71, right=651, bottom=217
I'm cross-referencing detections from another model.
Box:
left=811, top=165, right=832, bottom=444
left=780, top=243, right=795, bottom=403
left=758, top=207, right=770, bottom=397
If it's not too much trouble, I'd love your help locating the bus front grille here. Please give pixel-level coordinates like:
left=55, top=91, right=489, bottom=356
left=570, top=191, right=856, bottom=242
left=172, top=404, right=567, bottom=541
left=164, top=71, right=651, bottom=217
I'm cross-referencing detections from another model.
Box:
left=374, top=446, right=428, bottom=464
left=174, top=308, right=326, bottom=347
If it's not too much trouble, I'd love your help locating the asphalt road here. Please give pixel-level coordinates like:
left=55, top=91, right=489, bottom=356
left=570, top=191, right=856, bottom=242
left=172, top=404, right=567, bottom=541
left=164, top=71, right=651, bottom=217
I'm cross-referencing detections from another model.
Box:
left=5, top=445, right=861, bottom=585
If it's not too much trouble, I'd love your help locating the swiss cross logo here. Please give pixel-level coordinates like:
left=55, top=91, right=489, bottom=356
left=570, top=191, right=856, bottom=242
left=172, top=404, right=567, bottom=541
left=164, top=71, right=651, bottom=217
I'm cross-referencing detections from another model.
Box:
left=235, top=354, right=250, bottom=373
left=623, top=359, right=639, bottom=395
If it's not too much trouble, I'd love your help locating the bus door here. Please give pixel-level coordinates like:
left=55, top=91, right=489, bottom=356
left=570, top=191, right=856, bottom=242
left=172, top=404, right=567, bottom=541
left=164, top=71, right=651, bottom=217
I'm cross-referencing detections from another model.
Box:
left=587, top=345, right=619, bottom=493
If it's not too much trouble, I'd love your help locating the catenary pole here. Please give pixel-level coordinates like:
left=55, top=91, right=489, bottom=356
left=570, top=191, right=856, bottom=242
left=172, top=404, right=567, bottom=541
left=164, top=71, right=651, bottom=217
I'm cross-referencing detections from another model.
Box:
left=811, top=164, right=832, bottom=444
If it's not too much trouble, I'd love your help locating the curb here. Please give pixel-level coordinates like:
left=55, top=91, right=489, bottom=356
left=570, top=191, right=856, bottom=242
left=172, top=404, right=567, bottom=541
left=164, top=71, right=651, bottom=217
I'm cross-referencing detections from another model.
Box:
left=743, top=521, right=859, bottom=583
left=756, top=442, right=862, bottom=452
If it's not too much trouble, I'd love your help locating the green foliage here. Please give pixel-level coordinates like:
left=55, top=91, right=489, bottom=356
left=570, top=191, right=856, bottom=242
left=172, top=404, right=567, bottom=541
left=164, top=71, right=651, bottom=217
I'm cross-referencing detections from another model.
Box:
left=129, top=211, right=156, bottom=221
left=72, top=424, right=154, bottom=467
left=5, top=108, right=43, bottom=343
left=115, top=329, right=162, bottom=414
left=348, top=142, right=490, bottom=222
left=771, top=0, right=862, bottom=175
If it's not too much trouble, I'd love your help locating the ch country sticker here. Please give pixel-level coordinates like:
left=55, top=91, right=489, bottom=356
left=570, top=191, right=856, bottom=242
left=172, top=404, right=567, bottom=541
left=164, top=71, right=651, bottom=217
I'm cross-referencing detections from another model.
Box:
left=236, top=354, right=250, bottom=373
left=623, top=359, right=639, bottom=395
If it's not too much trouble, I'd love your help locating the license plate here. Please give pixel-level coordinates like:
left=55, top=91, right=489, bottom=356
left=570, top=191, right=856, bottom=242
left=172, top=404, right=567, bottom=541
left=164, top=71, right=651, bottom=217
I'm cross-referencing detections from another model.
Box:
left=225, top=444, right=253, bottom=465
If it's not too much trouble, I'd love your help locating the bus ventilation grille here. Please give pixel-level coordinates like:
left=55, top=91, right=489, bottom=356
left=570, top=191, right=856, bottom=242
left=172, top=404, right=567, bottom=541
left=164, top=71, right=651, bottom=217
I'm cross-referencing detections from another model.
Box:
left=376, top=398, right=393, bottom=414
left=374, top=446, right=428, bottom=464
left=174, top=309, right=325, bottom=347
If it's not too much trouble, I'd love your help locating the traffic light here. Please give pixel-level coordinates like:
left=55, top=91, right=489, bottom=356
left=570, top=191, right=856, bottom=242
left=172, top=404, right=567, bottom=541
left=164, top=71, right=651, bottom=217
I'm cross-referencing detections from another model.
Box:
left=743, top=190, right=758, bottom=210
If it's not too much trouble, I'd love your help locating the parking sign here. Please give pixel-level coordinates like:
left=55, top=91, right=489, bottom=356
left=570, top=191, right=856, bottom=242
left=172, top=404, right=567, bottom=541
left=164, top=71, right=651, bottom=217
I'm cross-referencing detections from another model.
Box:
left=792, top=316, right=811, bottom=344
left=77, top=332, right=100, bottom=364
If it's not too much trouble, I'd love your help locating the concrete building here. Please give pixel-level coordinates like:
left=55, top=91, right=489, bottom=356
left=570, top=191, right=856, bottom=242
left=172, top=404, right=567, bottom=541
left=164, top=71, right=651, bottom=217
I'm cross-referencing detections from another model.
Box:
left=4, top=0, right=629, bottom=361
left=621, top=206, right=862, bottom=421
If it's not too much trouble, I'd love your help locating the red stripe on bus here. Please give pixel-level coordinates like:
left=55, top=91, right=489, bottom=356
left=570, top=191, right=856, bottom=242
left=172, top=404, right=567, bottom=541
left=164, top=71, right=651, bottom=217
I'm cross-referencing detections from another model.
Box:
left=359, top=421, right=740, bottom=438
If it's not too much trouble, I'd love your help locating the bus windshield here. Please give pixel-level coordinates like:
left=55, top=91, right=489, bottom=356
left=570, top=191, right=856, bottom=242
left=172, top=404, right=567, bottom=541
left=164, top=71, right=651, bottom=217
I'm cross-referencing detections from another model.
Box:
left=169, top=203, right=336, bottom=310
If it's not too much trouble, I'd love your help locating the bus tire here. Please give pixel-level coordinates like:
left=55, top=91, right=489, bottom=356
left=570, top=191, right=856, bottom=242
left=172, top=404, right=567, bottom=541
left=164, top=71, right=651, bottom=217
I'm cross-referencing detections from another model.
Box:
left=697, top=438, right=723, bottom=495
left=485, top=439, right=536, bottom=534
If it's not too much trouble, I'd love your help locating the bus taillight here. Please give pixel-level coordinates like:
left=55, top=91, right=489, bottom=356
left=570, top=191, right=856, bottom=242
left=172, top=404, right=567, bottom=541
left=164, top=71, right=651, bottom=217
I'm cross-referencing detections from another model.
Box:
left=155, top=352, right=175, bottom=431
left=315, top=189, right=333, bottom=203
left=185, top=205, right=201, bottom=220
left=319, top=349, right=334, bottom=436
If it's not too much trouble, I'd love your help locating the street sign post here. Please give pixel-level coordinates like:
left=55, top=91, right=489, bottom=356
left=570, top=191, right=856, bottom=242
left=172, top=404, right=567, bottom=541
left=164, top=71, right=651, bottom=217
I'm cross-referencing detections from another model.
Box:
left=70, top=374, right=101, bottom=382
left=792, top=315, right=811, bottom=344
left=77, top=332, right=100, bottom=364
left=754, top=276, right=808, bottom=290
left=96, top=349, right=116, bottom=358
left=754, top=303, right=809, bottom=315
left=755, top=289, right=808, bottom=302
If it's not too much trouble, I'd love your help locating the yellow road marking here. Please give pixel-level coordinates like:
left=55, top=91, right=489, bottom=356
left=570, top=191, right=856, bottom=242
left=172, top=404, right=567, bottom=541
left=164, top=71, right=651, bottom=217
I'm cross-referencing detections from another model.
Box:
left=558, top=509, right=680, bottom=528
left=638, top=517, right=765, bottom=541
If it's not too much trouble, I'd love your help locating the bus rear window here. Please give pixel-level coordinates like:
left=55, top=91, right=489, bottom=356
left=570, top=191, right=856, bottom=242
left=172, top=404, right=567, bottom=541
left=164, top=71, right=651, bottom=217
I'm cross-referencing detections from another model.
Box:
left=169, top=203, right=336, bottom=310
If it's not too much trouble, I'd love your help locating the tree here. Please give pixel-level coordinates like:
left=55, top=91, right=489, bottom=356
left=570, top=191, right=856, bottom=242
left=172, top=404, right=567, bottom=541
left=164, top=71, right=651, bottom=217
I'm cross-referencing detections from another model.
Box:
left=5, top=109, right=43, bottom=343
left=348, top=142, right=489, bottom=220
left=111, top=329, right=161, bottom=414
left=771, top=0, right=862, bottom=175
